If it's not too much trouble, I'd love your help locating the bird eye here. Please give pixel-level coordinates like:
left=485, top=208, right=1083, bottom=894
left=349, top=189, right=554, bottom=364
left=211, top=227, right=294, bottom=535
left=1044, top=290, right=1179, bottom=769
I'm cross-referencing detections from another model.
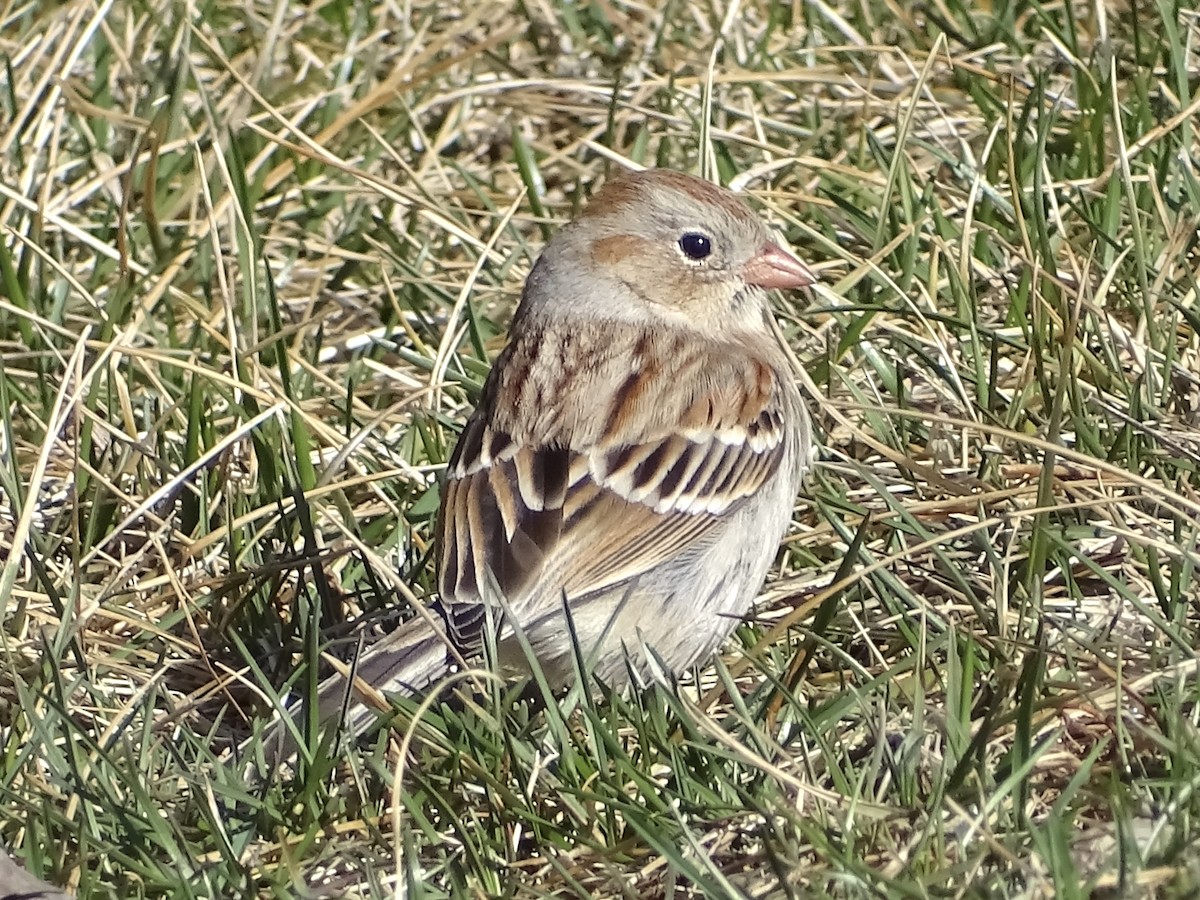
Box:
left=677, top=232, right=713, bottom=262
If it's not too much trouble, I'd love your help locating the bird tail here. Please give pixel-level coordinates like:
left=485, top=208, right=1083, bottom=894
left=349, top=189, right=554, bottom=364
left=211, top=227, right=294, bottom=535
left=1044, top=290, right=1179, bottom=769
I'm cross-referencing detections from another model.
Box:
left=250, top=613, right=452, bottom=769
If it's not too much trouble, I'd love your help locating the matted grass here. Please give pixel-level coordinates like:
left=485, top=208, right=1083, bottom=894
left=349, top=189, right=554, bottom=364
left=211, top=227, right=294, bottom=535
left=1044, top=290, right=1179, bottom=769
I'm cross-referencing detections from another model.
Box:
left=2, top=1, right=1199, bottom=897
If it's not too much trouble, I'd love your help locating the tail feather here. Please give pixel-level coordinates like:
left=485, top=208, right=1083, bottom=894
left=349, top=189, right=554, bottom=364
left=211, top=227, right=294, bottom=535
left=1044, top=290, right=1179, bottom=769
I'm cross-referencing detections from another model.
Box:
left=252, top=614, right=453, bottom=769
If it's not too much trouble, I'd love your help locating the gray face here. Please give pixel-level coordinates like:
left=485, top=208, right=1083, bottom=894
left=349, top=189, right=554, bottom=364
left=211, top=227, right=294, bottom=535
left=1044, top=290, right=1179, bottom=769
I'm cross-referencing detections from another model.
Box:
left=520, top=171, right=775, bottom=326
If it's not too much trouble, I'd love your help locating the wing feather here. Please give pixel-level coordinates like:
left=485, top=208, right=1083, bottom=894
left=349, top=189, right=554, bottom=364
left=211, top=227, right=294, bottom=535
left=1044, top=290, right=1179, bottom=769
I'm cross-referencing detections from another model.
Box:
left=436, top=327, right=802, bottom=651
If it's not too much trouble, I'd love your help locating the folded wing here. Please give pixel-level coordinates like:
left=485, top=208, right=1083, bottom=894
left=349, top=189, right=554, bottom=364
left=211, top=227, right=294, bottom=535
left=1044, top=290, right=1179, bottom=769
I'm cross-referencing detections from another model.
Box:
left=437, top=326, right=798, bottom=650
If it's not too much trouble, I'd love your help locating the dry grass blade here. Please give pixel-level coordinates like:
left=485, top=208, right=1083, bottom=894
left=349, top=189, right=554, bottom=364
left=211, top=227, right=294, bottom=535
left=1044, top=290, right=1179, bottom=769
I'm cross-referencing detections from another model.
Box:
left=1, top=1, right=1199, bottom=898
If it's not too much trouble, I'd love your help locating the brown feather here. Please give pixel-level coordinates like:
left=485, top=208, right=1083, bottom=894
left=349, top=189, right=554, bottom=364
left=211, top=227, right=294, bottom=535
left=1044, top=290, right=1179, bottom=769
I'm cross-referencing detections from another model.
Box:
left=436, top=318, right=797, bottom=652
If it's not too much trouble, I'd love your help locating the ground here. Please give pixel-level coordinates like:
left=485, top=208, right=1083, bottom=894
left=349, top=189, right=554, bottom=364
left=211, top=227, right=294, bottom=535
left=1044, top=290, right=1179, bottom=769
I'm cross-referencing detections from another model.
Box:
left=1, top=1, right=1199, bottom=897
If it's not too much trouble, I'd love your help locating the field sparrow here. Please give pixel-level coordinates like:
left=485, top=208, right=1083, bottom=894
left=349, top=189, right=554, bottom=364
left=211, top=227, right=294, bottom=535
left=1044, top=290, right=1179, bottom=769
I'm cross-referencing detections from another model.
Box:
left=261, top=168, right=816, bottom=760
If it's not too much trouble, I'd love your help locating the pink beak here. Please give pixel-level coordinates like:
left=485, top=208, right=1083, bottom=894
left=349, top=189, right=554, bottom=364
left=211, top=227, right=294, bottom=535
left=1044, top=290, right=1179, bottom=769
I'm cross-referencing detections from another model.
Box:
left=741, top=243, right=816, bottom=290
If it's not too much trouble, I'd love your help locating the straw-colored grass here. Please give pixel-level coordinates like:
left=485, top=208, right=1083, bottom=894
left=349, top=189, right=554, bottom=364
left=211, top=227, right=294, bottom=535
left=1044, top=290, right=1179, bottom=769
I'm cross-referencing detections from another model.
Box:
left=2, top=1, right=1199, bottom=897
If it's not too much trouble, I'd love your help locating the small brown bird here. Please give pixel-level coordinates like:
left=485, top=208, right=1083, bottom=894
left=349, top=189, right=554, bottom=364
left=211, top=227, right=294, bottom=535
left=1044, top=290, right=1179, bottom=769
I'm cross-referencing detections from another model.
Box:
left=262, top=168, right=816, bottom=761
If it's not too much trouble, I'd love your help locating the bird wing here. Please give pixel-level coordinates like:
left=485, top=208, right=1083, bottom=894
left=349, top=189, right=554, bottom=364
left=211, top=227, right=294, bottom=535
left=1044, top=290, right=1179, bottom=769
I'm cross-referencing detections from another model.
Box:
left=436, top=330, right=800, bottom=649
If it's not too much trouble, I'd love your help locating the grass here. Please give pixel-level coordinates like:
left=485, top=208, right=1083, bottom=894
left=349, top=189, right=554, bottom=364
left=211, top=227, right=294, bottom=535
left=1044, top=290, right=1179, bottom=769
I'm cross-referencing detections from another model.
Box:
left=2, top=0, right=1200, bottom=896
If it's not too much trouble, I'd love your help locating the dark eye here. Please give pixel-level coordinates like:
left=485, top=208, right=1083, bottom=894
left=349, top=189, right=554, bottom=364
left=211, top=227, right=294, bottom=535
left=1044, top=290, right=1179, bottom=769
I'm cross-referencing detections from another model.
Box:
left=678, top=232, right=713, bottom=261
